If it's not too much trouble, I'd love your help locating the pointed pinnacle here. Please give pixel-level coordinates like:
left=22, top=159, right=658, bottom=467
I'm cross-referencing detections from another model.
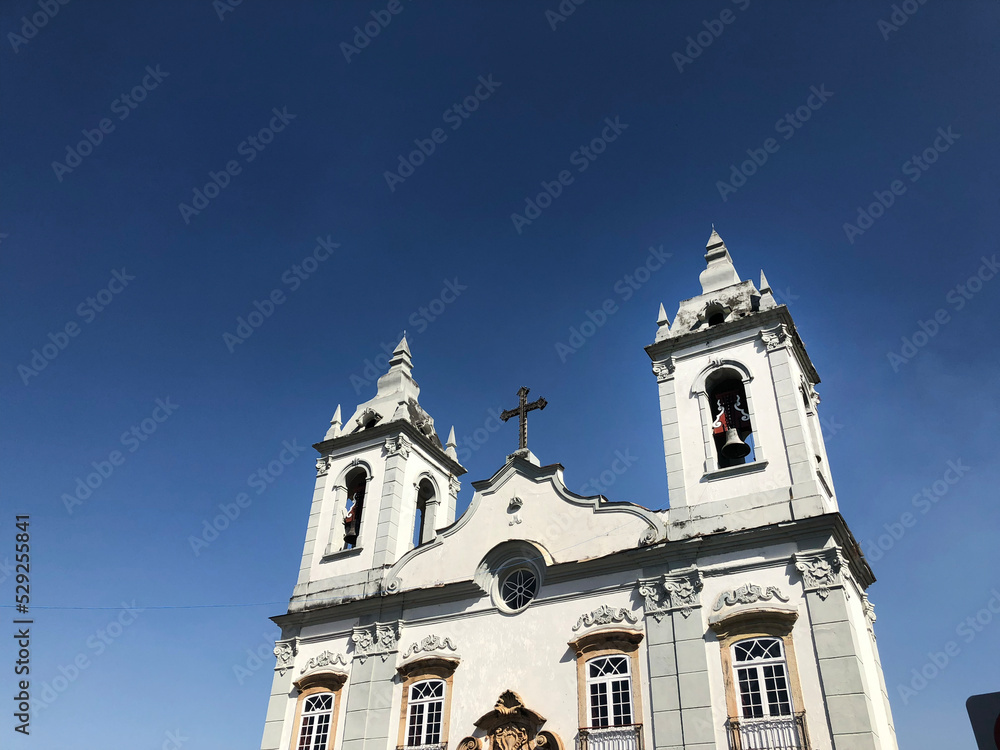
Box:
left=759, top=270, right=772, bottom=293
left=395, top=335, right=411, bottom=356
left=707, top=227, right=725, bottom=249
left=324, top=404, right=343, bottom=440
left=446, top=425, right=457, bottom=447
left=657, top=303, right=670, bottom=327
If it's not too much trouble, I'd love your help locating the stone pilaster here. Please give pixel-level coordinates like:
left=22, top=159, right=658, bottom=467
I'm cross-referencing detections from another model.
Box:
left=795, top=548, right=883, bottom=750
left=652, top=357, right=686, bottom=509
left=259, top=639, right=299, bottom=750
left=372, top=436, right=412, bottom=568
left=639, top=567, right=714, bottom=750
left=341, top=620, right=401, bottom=750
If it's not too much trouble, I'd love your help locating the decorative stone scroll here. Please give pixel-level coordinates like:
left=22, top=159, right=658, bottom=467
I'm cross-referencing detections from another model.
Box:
left=652, top=357, right=675, bottom=382
left=760, top=323, right=790, bottom=351
left=572, top=604, right=638, bottom=632
left=384, top=434, right=412, bottom=459
left=315, top=455, right=334, bottom=476
left=794, top=547, right=845, bottom=600
left=299, top=650, right=347, bottom=674
left=638, top=566, right=704, bottom=620
left=401, top=634, right=457, bottom=659
left=458, top=737, right=482, bottom=750
left=448, top=473, right=461, bottom=499
left=273, top=639, right=296, bottom=676
left=713, top=583, right=790, bottom=612
left=861, top=592, right=877, bottom=639
left=351, top=621, right=400, bottom=663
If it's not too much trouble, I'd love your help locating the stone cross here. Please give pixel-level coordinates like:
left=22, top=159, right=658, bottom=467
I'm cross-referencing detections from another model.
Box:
left=501, top=386, right=547, bottom=451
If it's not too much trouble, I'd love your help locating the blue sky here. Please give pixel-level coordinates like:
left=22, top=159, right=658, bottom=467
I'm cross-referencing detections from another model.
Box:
left=1, top=1, right=998, bottom=748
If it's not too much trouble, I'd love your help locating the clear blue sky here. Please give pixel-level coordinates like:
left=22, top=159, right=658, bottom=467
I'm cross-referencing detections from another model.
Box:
left=2, top=1, right=998, bottom=748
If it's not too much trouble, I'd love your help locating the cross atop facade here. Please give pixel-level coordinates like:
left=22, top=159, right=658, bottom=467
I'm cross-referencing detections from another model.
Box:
left=500, top=386, right=547, bottom=452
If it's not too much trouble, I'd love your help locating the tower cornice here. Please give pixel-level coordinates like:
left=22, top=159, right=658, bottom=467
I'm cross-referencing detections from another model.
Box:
left=645, top=304, right=820, bottom=385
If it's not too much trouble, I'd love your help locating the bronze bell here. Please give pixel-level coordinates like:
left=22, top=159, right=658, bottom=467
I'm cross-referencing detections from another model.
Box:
left=721, top=428, right=751, bottom=460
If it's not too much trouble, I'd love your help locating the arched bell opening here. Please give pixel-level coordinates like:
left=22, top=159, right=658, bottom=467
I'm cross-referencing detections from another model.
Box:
left=706, top=370, right=755, bottom=468
left=342, top=466, right=368, bottom=549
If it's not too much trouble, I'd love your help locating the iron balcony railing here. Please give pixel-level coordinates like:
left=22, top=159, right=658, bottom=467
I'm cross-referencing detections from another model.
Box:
left=578, top=723, right=643, bottom=750
left=726, top=711, right=808, bottom=750
left=397, top=743, right=446, bottom=750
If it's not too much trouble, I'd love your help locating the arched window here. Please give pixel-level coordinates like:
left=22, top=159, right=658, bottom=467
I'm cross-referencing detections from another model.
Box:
left=706, top=371, right=754, bottom=468
left=412, top=478, right=436, bottom=548
left=586, top=655, right=634, bottom=728
left=342, top=467, right=368, bottom=549
left=406, top=679, right=446, bottom=747
left=296, top=692, right=335, bottom=750
left=732, top=637, right=792, bottom=720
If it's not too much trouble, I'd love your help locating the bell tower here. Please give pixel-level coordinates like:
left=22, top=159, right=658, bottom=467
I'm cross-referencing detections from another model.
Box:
left=289, top=337, right=466, bottom=611
left=646, top=229, right=837, bottom=535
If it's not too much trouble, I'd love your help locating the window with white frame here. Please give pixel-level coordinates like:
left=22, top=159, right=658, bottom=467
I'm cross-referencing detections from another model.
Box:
left=586, top=655, right=634, bottom=728
left=406, top=679, right=445, bottom=747
left=732, top=637, right=793, bottom=719
left=296, top=692, right=334, bottom=750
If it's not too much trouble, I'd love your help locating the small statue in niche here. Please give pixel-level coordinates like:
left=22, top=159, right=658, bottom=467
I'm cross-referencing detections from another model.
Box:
left=343, top=480, right=366, bottom=548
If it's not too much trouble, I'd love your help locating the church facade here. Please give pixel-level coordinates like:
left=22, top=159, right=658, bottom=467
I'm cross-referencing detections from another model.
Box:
left=257, top=230, right=898, bottom=750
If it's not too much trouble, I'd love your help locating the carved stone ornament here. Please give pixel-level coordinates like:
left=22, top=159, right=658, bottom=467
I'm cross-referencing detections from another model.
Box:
left=351, top=621, right=400, bottom=662
left=663, top=568, right=704, bottom=618
left=315, top=455, right=334, bottom=476
left=508, top=496, right=524, bottom=526
left=713, top=583, right=790, bottom=612
left=474, top=690, right=546, bottom=750
left=651, top=357, right=675, bottom=382
left=638, top=567, right=704, bottom=620
left=401, top=634, right=458, bottom=659
left=458, top=737, right=482, bottom=750
left=794, top=548, right=845, bottom=600
left=384, top=434, right=412, bottom=459
left=760, top=323, right=790, bottom=351
left=572, top=604, right=638, bottom=632
left=273, top=639, right=296, bottom=675
left=861, top=592, right=877, bottom=639
left=299, top=650, right=347, bottom=674
left=448, top=473, right=461, bottom=498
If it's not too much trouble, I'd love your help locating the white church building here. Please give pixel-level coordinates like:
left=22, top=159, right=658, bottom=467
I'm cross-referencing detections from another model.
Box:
left=257, top=230, right=898, bottom=750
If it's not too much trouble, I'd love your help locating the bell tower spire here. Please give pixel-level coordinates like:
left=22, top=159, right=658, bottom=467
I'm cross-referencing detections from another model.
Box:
left=646, top=227, right=836, bottom=535
left=289, top=338, right=465, bottom=611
